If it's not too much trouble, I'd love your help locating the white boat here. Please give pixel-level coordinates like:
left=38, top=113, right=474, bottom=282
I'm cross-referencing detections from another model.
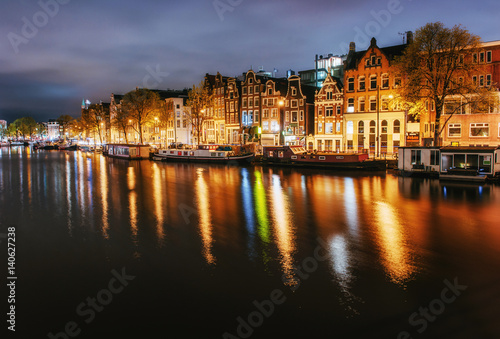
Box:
left=154, top=145, right=254, bottom=164
left=1, top=141, right=10, bottom=147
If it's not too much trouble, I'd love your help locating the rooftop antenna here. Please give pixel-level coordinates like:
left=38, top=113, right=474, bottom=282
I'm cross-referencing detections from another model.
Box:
left=398, top=32, right=406, bottom=44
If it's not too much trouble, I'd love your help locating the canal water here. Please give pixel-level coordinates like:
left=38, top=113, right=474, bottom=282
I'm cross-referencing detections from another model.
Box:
left=1, top=147, right=500, bottom=339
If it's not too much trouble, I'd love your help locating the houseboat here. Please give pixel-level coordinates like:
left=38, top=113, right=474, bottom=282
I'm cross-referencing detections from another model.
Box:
left=398, top=146, right=500, bottom=182
left=103, top=144, right=151, bottom=160
left=261, top=145, right=387, bottom=170
left=153, top=145, right=254, bottom=164
left=439, top=146, right=500, bottom=182
left=398, top=146, right=441, bottom=178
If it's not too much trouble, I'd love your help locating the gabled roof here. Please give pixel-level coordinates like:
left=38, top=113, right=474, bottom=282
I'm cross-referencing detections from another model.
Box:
left=345, top=38, right=408, bottom=71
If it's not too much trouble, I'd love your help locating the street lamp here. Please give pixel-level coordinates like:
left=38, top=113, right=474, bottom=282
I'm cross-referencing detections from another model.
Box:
left=279, top=100, right=284, bottom=145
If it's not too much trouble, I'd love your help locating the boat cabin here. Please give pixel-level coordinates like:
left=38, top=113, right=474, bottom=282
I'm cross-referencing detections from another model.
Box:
left=104, top=144, right=151, bottom=159
left=398, top=147, right=441, bottom=175
left=439, top=146, right=500, bottom=178
left=399, top=146, right=500, bottom=180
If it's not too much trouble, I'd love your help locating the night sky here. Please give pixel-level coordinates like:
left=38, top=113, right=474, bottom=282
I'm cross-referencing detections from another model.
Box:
left=1, top=0, right=499, bottom=122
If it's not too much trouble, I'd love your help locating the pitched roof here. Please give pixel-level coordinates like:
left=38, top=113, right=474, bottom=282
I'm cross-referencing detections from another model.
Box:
left=345, top=38, right=408, bottom=71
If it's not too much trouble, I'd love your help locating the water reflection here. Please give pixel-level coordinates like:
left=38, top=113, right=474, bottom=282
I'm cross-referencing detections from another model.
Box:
left=100, top=156, right=109, bottom=239
left=195, top=168, right=215, bottom=265
left=127, top=166, right=138, bottom=239
left=269, top=174, right=296, bottom=286
left=241, top=168, right=256, bottom=258
left=152, top=163, right=165, bottom=241
left=253, top=170, right=271, bottom=245
left=373, top=201, right=415, bottom=285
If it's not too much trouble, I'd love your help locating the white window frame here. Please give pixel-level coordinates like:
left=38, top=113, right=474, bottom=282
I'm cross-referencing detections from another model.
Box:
left=470, top=123, right=489, bottom=137
left=448, top=123, right=461, bottom=137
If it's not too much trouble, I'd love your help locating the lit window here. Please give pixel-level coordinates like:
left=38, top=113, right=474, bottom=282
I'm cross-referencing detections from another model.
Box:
left=347, top=98, right=354, bottom=112
left=470, top=123, right=489, bottom=137
left=347, top=121, right=353, bottom=134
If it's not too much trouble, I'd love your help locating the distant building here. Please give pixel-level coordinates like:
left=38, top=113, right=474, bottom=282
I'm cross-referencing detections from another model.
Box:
left=165, top=96, right=191, bottom=146
left=47, top=120, right=61, bottom=140
left=299, top=54, right=346, bottom=88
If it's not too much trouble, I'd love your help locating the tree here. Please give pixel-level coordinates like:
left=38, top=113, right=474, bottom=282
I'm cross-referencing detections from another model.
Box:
left=56, top=115, right=74, bottom=138
left=112, top=108, right=130, bottom=144
left=184, top=81, right=215, bottom=145
left=12, top=117, right=37, bottom=139
left=82, top=104, right=109, bottom=144
left=122, top=88, right=163, bottom=144
left=394, top=22, right=491, bottom=146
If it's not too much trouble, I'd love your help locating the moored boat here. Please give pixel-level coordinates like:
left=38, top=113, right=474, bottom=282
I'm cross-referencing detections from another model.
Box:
left=154, top=145, right=254, bottom=164
left=103, top=143, right=151, bottom=159
left=59, top=144, right=77, bottom=151
left=261, top=145, right=386, bottom=170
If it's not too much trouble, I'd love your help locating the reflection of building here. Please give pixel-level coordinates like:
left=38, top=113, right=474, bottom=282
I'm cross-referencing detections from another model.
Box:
left=344, top=36, right=410, bottom=156
left=313, top=74, right=344, bottom=151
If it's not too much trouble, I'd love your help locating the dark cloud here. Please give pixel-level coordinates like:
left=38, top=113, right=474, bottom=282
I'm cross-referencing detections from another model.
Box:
left=1, top=0, right=499, bottom=122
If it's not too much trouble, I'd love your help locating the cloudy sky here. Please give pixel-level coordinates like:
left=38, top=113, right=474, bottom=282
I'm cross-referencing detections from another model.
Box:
left=1, top=0, right=499, bottom=122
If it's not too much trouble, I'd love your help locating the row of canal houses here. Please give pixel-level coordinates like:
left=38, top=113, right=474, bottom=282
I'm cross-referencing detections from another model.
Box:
left=104, top=32, right=500, bottom=156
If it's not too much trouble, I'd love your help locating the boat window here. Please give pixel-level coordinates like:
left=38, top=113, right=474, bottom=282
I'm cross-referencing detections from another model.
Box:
left=278, top=151, right=284, bottom=158
left=319, top=156, right=326, bottom=160
left=291, top=155, right=297, bottom=159
left=184, top=152, right=188, bottom=156
left=269, top=151, right=274, bottom=157
left=218, top=153, right=223, bottom=157
left=190, top=152, right=194, bottom=156
left=211, top=153, right=216, bottom=157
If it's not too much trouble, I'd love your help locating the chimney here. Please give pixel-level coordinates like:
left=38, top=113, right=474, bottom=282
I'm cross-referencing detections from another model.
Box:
left=349, top=42, right=355, bottom=52
left=406, top=31, right=413, bottom=44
